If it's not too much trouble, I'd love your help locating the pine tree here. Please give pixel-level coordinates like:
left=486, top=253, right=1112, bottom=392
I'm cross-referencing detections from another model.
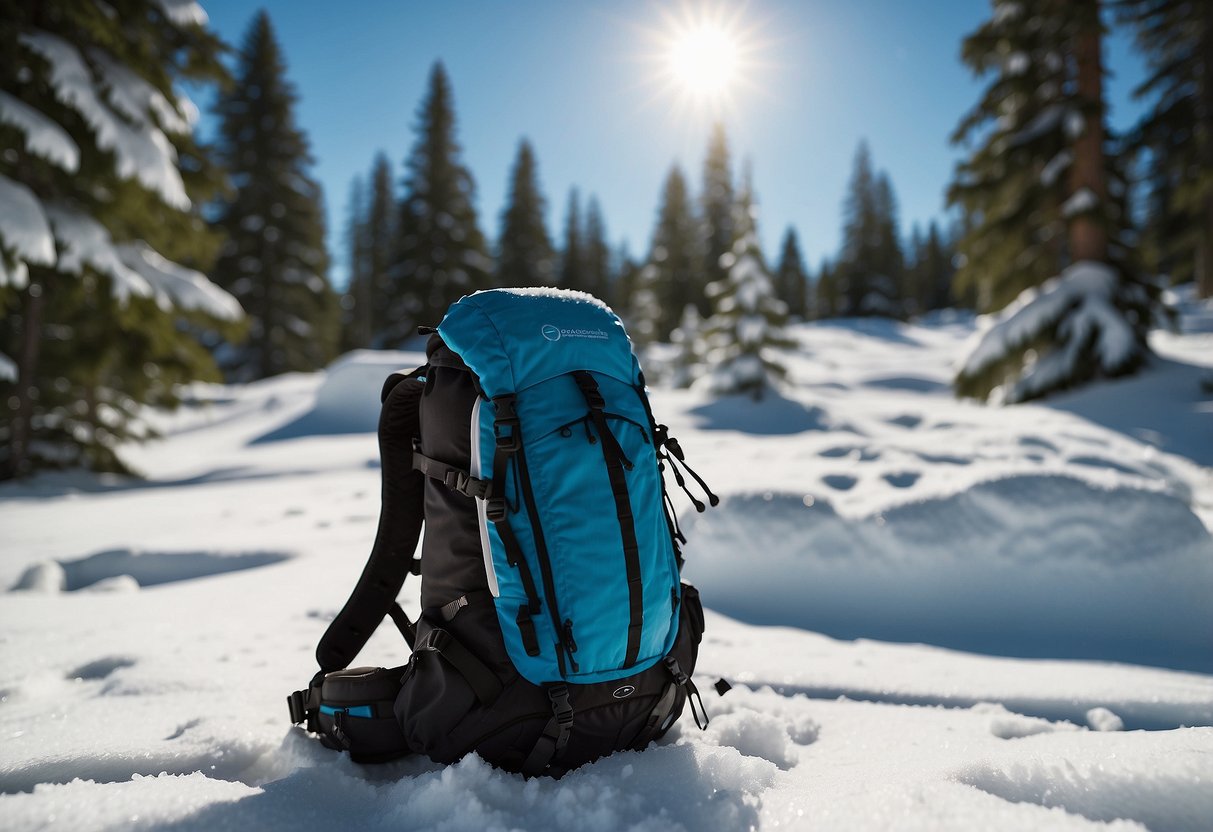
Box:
left=558, top=187, right=585, bottom=292
left=211, top=11, right=335, bottom=381
left=816, top=260, right=840, bottom=319
left=0, top=0, right=241, bottom=479
left=497, top=139, right=554, bottom=287
left=1121, top=0, right=1213, bottom=297
left=583, top=195, right=612, bottom=303
left=340, top=175, right=370, bottom=352
left=699, top=123, right=732, bottom=315
left=775, top=227, right=810, bottom=319
left=363, top=152, right=398, bottom=345
left=838, top=143, right=901, bottom=316
left=389, top=62, right=492, bottom=343
left=636, top=165, right=700, bottom=343
left=698, top=174, right=794, bottom=399
left=922, top=221, right=956, bottom=312
left=951, top=0, right=1163, bottom=402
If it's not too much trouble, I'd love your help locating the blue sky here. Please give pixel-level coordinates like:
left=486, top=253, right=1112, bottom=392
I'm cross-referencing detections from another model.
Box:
left=196, top=1, right=1148, bottom=289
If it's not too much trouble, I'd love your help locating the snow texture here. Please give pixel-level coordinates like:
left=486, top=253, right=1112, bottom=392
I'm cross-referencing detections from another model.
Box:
left=0, top=303, right=1210, bottom=831
left=0, top=90, right=80, bottom=172
left=43, top=205, right=154, bottom=303
left=0, top=174, right=54, bottom=286
left=154, top=0, right=209, bottom=27
left=0, top=350, right=16, bottom=383
left=962, top=261, right=1139, bottom=402
left=19, top=30, right=189, bottom=209
left=115, top=242, right=243, bottom=322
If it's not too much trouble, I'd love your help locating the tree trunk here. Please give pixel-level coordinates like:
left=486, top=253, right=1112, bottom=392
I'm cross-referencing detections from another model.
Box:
left=1198, top=1, right=1213, bottom=298
left=4, top=283, right=45, bottom=480
left=1068, top=1, right=1108, bottom=264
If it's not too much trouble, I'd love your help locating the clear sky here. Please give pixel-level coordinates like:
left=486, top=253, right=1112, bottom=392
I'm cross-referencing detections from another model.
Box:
left=195, top=1, right=1148, bottom=289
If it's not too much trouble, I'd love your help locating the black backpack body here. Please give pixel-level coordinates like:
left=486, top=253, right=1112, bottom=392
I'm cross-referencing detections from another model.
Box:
left=289, top=289, right=715, bottom=776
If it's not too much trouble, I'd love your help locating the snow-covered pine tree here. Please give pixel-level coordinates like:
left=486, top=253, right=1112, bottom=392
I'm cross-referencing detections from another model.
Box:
left=582, top=196, right=612, bottom=304
left=775, top=226, right=810, bottom=320
left=0, top=0, right=243, bottom=478
left=496, top=139, right=555, bottom=287
left=211, top=10, right=336, bottom=381
left=699, top=123, right=733, bottom=317
left=634, top=165, right=701, bottom=344
left=388, top=62, right=493, bottom=344
left=668, top=303, right=706, bottom=389
left=558, top=187, right=585, bottom=292
left=951, top=0, right=1164, bottom=403
left=1121, top=0, right=1213, bottom=297
left=837, top=143, right=902, bottom=317
left=698, top=173, right=794, bottom=399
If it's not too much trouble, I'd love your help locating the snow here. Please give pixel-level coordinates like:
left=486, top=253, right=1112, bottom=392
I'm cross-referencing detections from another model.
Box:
left=1, top=303, right=1211, bottom=830
left=154, top=0, right=209, bottom=27
left=0, top=351, right=16, bottom=382
left=115, top=242, right=243, bottom=322
left=19, top=31, right=189, bottom=209
left=0, top=90, right=80, bottom=172
left=1063, top=187, right=1099, bottom=217
left=0, top=175, right=54, bottom=287
left=43, top=205, right=155, bottom=303
left=88, top=49, right=190, bottom=135
left=1041, top=149, right=1072, bottom=186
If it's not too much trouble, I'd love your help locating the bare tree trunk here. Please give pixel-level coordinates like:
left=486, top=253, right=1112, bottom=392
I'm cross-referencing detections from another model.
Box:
left=1198, top=1, right=1213, bottom=298
left=4, top=283, right=45, bottom=480
left=1068, top=1, right=1108, bottom=264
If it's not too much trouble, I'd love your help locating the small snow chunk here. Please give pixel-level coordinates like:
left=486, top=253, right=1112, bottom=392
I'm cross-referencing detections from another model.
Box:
left=80, top=574, right=140, bottom=594
left=1063, top=187, right=1099, bottom=217
left=0, top=173, right=55, bottom=270
left=1086, top=707, right=1124, bottom=732
left=0, top=351, right=16, bottom=382
left=10, top=560, right=67, bottom=593
left=704, top=709, right=800, bottom=770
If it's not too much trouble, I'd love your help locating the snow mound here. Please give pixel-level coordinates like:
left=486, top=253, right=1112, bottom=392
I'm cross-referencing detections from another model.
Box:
left=684, top=476, right=1213, bottom=671
left=252, top=350, right=424, bottom=442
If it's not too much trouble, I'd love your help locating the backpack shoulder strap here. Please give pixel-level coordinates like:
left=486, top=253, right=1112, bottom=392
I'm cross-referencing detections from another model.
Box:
left=315, top=366, right=427, bottom=672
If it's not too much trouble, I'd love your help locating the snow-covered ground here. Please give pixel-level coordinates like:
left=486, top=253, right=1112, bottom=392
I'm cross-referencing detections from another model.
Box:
left=1, top=301, right=1210, bottom=831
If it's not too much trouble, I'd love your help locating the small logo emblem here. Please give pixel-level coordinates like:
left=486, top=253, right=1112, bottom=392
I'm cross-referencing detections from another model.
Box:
left=612, top=685, right=636, bottom=699
left=541, top=324, right=561, bottom=342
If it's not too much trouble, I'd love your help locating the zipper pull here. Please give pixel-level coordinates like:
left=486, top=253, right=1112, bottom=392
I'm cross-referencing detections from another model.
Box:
left=563, top=619, right=580, bottom=673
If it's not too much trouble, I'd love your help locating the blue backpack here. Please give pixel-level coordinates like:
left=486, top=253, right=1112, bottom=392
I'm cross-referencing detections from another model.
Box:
left=289, top=289, right=719, bottom=776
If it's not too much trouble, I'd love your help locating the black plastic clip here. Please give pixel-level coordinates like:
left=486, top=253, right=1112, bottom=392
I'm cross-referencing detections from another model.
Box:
left=486, top=497, right=507, bottom=522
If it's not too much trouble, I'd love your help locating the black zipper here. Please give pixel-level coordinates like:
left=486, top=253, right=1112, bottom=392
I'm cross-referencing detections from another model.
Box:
left=514, top=441, right=576, bottom=675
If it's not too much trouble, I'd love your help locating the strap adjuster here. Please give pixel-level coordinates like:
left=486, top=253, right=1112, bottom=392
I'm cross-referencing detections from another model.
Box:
left=663, top=656, right=689, bottom=687
left=549, top=684, right=574, bottom=728
left=486, top=497, right=507, bottom=522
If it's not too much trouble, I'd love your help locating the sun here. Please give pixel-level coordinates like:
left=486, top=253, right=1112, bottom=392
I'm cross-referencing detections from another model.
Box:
left=667, top=23, right=740, bottom=100
left=637, top=3, right=768, bottom=117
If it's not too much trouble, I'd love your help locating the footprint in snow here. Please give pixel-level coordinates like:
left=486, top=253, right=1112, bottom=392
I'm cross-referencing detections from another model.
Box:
left=883, top=471, right=921, bottom=488
left=67, top=656, right=136, bottom=681
left=823, top=474, right=857, bottom=491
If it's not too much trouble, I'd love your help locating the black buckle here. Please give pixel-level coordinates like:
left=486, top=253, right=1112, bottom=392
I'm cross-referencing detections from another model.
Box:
left=486, top=497, right=507, bottom=522
left=548, top=684, right=574, bottom=728
left=573, top=373, right=605, bottom=409
left=495, top=428, right=519, bottom=453
left=287, top=689, right=308, bottom=724
left=663, top=656, right=689, bottom=687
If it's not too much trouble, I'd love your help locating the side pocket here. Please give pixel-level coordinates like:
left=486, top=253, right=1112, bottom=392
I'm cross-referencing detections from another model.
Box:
left=316, top=666, right=410, bottom=763
left=394, top=620, right=503, bottom=760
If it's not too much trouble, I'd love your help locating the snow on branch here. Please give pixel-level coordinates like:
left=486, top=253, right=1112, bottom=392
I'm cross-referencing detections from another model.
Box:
left=0, top=174, right=55, bottom=288
left=155, top=0, right=209, bottom=27
left=961, top=261, right=1139, bottom=402
left=0, top=351, right=15, bottom=382
left=88, top=49, right=191, bottom=135
left=0, top=91, right=79, bottom=172
left=116, top=242, right=244, bottom=322
left=19, top=31, right=189, bottom=209
left=43, top=205, right=154, bottom=302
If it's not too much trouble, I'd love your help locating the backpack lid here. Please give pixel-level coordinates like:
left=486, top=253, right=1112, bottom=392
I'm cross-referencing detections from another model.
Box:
left=437, top=288, right=638, bottom=397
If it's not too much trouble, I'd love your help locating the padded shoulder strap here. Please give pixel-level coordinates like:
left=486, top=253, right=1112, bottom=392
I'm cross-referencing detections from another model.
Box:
left=316, top=367, right=426, bottom=672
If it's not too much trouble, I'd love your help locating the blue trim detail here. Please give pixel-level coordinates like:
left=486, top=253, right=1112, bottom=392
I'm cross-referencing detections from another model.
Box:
left=320, top=704, right=374, bottom=718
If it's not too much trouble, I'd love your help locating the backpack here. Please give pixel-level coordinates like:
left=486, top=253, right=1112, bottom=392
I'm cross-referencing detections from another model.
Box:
left=288, top=288, right=718, bottom=777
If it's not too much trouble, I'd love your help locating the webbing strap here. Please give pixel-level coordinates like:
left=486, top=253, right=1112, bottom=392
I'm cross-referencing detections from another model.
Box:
left=411, top=445, right=493, bottom=499
left=521, top=684, right=574, bottom=777
left=487, top=395, right=542, bottom=615
left=387, top=602, right=417, bottom=648
left=573, top=371, right=644, bottom=668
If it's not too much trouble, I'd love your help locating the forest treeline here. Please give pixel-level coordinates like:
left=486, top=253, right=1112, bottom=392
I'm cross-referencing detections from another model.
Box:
left=0, top=0, right=1209, bottom=478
